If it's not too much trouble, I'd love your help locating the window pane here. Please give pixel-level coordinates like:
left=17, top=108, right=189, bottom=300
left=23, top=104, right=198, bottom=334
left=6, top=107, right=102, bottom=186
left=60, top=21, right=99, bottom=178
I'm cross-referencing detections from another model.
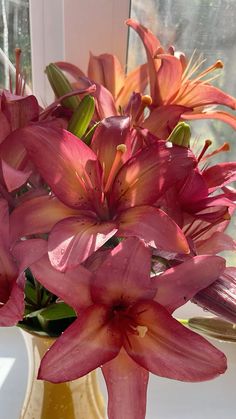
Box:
left=0, top=0, right=31, bottom=89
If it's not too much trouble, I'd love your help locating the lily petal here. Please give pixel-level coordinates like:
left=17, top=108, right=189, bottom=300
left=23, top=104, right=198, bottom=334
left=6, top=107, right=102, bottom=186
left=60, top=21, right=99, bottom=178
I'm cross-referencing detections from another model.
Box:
left=116, top=64, right=149, bottom=109
left=153, top=255, right=226, bottom=312
left=10, top=195, right=78, bottom=243
left=2, top=93, right=39, bottom=130
left=91, top=237, right=155, bottom=305
left=38, top=304, right=122, bottom=383
left=102, top=349, right=148, bottom=419
left=1, top=159, right=31, bottom=192
left=175, top=83, right=236, bottom=109
left=0, top=281, right=24, bottom=326
left=30, top=254, right=92, bottom=311
left=196, top=231, right=236, bottom=254
left=93, top=83, right=118, bottom=119
left=118, top=206, right=189, bottom=254
left=202, top=162, right=236, bottom=192
left=154, top=54, right=183, bottom=105
left=125, top=300, right=227, bottom=382
left=126, top=19, right=162, bottom=104
left=88, top=53, right=125, bottom=99
left=20, top=124, right=103, bottom=209
left=48, top=216, right=118, bottom=271
left=90, top=116, right=132, bottom=184
left=110, top=142, right=196, bottom=211
left=143, top=105, right=190, bottom=139
left=181, top=110, right=236, bottom=131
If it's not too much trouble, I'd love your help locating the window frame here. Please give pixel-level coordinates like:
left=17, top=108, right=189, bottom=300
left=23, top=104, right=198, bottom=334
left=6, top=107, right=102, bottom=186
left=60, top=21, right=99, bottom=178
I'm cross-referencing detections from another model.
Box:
left=29, top=0, right=130, bottom=103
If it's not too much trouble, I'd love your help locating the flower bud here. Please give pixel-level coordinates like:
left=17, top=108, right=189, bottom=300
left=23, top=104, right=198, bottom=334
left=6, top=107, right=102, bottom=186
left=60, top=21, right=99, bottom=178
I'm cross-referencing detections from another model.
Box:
left=167, top=122, right=191, bottom=147
left=68, top=95, right=95, bottom=139
left=187, top=317, right=236, bottom=343
left=45, top=63, right=80, bottom=110
left=193, top=267, right=236, bottom=324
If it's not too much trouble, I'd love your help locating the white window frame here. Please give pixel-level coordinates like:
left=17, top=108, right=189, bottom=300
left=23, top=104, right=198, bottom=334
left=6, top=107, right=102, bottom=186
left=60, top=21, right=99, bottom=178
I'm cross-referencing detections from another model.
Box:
left=29, top=0, right=130, bottom=104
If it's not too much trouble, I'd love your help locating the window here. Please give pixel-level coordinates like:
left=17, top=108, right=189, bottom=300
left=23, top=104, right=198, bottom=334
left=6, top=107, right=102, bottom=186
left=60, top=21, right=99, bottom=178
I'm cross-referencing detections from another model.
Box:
left=0, top=0, right=31, bottom=89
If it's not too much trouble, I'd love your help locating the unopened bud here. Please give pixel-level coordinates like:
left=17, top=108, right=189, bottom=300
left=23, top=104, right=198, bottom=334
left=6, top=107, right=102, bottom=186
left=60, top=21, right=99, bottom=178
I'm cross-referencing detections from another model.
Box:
left=68, top=95, right=95, bottom=140
left=167, top=122, right=191, bottom=148
left=45, top=63, right=80, bottom=110
left=188, top=317, right=236, bottom=343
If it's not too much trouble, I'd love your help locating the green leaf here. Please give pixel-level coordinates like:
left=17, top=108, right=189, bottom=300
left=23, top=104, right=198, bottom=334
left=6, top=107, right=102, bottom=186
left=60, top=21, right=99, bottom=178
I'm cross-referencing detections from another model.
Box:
left=68, top=95, right=95, bottom=139
left=24, top=281, right=37, bottom=305
left=38, top=303, right=76, bottom=321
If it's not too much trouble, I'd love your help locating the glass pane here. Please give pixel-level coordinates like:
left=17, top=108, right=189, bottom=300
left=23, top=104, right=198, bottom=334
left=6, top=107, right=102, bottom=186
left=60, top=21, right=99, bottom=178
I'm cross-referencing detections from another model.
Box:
left=128, top=0, right=236, bottom=263
left=0, top=0, right=31, bottom=90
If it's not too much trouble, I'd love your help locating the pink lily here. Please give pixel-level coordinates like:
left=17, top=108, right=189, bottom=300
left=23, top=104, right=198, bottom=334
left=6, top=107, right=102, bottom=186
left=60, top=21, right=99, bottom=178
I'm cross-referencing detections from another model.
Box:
left=56, top=53, right=148, bottom=117
left=0, top=90, right=39, bottom=194
left=126, top=19, right=236, bottom=138
left=27, top=237, right=226, bottom=419
left=10, top=117, right=196, bottom=271
left=0, top=198, right=46, bottom=326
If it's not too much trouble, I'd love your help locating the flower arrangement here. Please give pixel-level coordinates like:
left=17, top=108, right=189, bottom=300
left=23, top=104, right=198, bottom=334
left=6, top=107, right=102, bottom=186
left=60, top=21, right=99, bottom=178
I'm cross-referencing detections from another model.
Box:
left=1, top=18, right=236, bottom=419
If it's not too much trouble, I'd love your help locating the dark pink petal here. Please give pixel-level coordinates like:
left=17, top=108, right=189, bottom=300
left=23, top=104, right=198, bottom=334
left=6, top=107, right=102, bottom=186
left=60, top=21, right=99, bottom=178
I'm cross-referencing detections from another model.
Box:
left=143, top=104, right=190, bottom=139
left=118, top=206, right=189, bottom=254
left=2, top=93, right=39, bottom=130
left=0, top=198, right=10, bottom=244
left=202, top=162, right=236, bottom=192
left=181, top=110, right=236, bottom=131
left=0, top=129, right=28, bottom=169
left=0, top=281, right=24, bottom=326
left=154, top=54, right=183, bottom=104
left=48, top=216, right=118, bottom=271
left=1, top=159, right=31, bottom=191
left=10, top=195, right=78, bottom=243
left=153, top=255, right=226, bottom=312
left=0, top=110, right=11, bottom=143
left=38, top=305, right=122, bottom=383
left=88, top=53, right=125, bottom=99
left=177, top=169, right=208, bottom=204
left=91, top=238, right=154, bottom=305
left=196, top=231, right=236, bottom=254
left=20, top=124, right=103, bottom=210
left=90, top=116, right=132, bottom=184
left=110, top=142, right=196, bottom=211
left=102, top=349, right=148, bottom=419
left=126, top=19, right=162, bottom=105
left=55, top=61, right=86, bottom=80
left=175, top=83, right=236, bottom=109
left=12, top=238, right=48, bottom=272
left=94, top=83, right=118, bottom=119
left=125, top=300, right=227, bottom=382
left=30, top=254, right=92, bottom=311
left=116, top=64, right=149, bottom=109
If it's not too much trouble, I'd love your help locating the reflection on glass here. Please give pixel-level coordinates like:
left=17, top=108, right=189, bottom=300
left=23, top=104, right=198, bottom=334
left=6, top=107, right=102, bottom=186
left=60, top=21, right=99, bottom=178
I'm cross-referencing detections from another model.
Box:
left=0, top=0, right=31, bottom=89
left=128, top=0, right=236, bottom=263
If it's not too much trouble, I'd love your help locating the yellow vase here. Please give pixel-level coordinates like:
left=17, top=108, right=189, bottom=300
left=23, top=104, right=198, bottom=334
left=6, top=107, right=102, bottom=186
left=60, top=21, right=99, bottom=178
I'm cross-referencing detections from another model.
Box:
left=20, top=330, right=105, bottom=419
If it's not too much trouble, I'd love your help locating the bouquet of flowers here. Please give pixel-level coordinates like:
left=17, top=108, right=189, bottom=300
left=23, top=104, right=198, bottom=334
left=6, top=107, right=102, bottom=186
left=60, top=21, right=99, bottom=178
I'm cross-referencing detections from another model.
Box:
left=0, top=19, right=236, bottom=419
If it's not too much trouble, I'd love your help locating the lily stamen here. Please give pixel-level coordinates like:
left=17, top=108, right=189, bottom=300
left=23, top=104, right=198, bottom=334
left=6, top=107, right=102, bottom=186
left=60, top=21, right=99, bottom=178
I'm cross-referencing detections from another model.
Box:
left=135, top=95, right=152, bottom=123
left=201, top=142, right=230, bottom=161
left=15, top=48, right=22, bottom=96
left=104, top=144, right=127, bottom=193
left=130, top=324, right=148, bottom=338
left=197, top=139, right=212, bottom=162
left=192, top=60, right=223, bottom=84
